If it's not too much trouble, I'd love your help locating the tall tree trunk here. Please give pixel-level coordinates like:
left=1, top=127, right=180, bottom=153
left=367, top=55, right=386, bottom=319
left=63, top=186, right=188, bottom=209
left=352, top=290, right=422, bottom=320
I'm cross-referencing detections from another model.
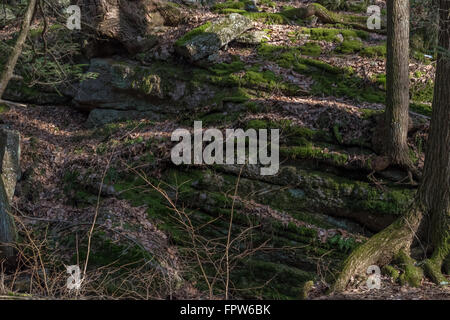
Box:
left=0, top=0, right=37, bottom=99
left=333, top=0, right=450, bottom=292
left=383, top=0, right=411, bottom=167
left=422, top=0, right=450, bottom=284
left=0, top=0, right=36, bottom=265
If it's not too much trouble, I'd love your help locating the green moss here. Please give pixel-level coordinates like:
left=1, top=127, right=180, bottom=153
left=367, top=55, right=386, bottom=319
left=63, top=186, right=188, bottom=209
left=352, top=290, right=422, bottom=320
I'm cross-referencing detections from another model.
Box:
left=243, top=12, right=289, bottom=25
left=200, top=111, right=241, bottom=126
left=300, top=42, right=322, bottom=57
left=360, top=108, right=383, bottom=120
left=209, top=63, right=298, bottom=95
left=299, top=27, right=368, bottom=42
left=423, top=259, right=448, bottom=285
left=333, top=124, right=344, bottom=144
left=218, top=8, right=247, bottom=14
left=209, top=60, right=245, bottom=75
left=361, top=45, right=387, bottom=58
left=335, top=40, right=363, bottom=54
left=343, top=14, right=369, bottom=25
left=259, top=0, right=276, bottom=8
left=299, top=280, right=314, bottom=300
left=411, top=79, right=434, bottom=104
left=373, top=74, right=386, bottom=89
left=355, top=189, right=414, bottom=216
left=316, top=0, right=345, bottom=11
left=280, top=145, right=349, bottom=165
left=246, top=118, right=330, bottom=145
left=395, top=251, right=423, bottom=287
left=382, top=265, right=400, bottom=282
left=175, top=21, right=212, bottom=47
left=0, top=104, right=9, bottom=114
left=310, top=3, right=343, bottom=22
left=213, top=1, right=246, bottom=11
left=258, top=44, right=341, bottom=74
left=258, top=43, right=385, bottom=103
left=347, top=1, right=369, bottom=12
left=62, top=170, right=98, bottom=207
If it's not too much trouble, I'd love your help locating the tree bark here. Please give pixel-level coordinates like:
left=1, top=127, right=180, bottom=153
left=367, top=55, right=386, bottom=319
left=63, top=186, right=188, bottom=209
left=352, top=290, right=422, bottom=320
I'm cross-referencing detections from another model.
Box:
left=0, top=178, right=16, bottom=263
left=383, top=0, right=412, bottom=167
left=333, top=0, right=450, bottom=291
left=0, top=0, right=36, bottom=265
left=421, top=0, right=450, bottom=283
left=0, top=0, right=37, bottom=99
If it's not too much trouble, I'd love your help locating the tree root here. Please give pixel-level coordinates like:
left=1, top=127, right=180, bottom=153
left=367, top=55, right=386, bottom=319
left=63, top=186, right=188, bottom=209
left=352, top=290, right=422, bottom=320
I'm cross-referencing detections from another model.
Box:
left=0, top=99, right=27, bottom=108
left=423, top=259, right=448, bottom=285
left=332, top=205, right=422, bottom=292
left=444, top=255, right=450, bottom=275
left=394, top=250, right=423, bottom=287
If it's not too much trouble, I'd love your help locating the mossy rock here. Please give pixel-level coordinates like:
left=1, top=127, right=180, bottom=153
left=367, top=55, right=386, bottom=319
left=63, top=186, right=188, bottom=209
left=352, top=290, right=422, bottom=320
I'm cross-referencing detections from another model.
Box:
left=175, top=13, right=253, bottom=61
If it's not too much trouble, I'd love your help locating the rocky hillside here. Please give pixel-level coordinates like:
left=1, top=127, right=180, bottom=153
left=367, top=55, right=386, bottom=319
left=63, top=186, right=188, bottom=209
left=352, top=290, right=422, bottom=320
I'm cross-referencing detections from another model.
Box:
left=0, top=0, right=447, bottom=299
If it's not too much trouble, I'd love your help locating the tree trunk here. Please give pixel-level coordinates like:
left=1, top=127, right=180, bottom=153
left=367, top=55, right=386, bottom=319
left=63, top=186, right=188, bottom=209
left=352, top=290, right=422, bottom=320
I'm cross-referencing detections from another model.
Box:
left=0, top=0, right=36, bottom=265
left=383, top=0, right=411, bottom=167
left=421, top=0, right=450, bottom=283
left=0, top=0, right=37, bottom=99
left=0, top=178, right=16, bottom=263
left=333, top=0, right=450, bottom=291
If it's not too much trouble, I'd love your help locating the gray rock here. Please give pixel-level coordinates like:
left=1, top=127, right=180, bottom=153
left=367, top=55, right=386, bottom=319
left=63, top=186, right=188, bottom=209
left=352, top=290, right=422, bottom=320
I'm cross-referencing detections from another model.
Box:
left=75, top=59, right=221, bottom=126
left=175, top=13, right=253, bottom=62
left=0, top=128, right=21, bottom=202
left=86, top=109, right=163, bottom=127
left=0, top=128, right=20, bottom=261
left=0, top=178, right=15, bottom=261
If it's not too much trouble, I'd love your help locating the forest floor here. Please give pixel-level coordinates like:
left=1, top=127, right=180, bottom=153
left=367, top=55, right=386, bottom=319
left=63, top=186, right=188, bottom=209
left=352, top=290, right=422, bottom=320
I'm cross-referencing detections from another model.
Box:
left=0, top=0, right=449, bottom=299
left=1, top=104, right=448, bottom=300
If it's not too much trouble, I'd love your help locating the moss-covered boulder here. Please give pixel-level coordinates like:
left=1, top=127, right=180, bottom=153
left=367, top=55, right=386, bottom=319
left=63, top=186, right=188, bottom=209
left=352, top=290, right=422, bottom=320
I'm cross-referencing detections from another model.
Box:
left=175, top=13, right=253, bottom=61
left=74, top=58, right=229, bottom=126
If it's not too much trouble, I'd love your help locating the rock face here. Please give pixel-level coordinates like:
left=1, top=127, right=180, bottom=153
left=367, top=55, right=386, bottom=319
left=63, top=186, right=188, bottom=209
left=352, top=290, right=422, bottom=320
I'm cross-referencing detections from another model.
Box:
left=74, top=59, right=220, bottom=126
left=175, top=13, right=253, bottom=61
left=0, top=128, right=20, bottom=203
left=0, top=127, right=20, bottom=262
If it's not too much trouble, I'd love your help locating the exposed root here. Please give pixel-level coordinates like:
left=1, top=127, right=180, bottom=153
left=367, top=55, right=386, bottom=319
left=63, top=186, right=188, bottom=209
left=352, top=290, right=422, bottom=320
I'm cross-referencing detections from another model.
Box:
left=332, top=205, right=422, bottom=292
left=423, top=259, right=448, bottom=285
left=422, top=239, right=450, bottom=285
left=394, top=250, right=423, bottom=287
left=299, top=280, right=314, bottom=300
left=0, top=99, right=27, bottom=108
left=444, top=255, right=450, bottom=275
left=382, top=265, right=400, bottom=282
